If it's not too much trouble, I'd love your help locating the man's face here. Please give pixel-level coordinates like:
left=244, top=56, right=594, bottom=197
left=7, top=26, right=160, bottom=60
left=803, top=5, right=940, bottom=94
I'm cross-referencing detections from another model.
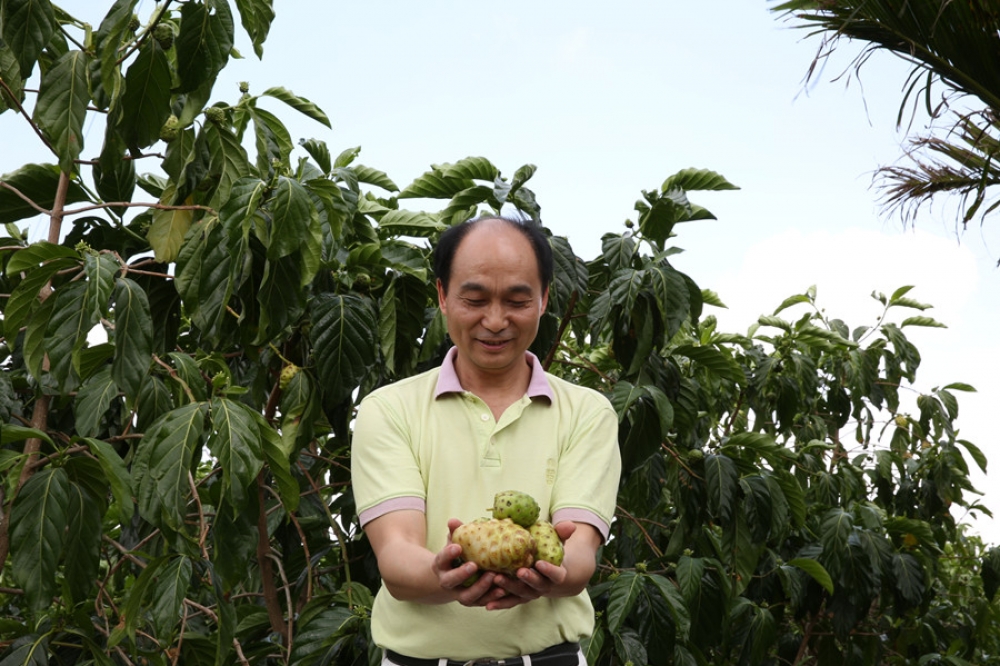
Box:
left=437, top=221, right=549, bottom=383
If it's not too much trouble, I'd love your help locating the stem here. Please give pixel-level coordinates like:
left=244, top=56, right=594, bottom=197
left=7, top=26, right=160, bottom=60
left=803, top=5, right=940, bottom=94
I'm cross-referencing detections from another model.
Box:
left=256, top=472, right=287, bottom=642
left=542, top=290, right=579, bottom=371
left=0, top=172, right=70, bottom=566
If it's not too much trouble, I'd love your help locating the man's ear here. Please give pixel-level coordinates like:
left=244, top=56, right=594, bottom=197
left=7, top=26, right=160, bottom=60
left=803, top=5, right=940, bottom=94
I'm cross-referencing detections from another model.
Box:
left=541, top=287, right=549, bottom=312
left=436, top=279, right=448, bottom=313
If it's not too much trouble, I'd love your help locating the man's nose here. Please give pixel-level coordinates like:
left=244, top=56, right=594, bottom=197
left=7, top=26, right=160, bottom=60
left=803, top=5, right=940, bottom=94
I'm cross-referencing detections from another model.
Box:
left=482, top=303, right=508, bottom=331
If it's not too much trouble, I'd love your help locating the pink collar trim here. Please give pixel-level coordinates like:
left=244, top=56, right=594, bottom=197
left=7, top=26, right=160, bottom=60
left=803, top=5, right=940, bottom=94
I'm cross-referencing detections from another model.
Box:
left=434, top=347, right=553, bottom=401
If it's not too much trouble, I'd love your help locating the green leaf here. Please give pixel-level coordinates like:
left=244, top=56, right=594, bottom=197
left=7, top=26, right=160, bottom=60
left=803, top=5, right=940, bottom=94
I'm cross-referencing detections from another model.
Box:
left=151, top=556, right=192, bottom=639
left=112, top=277, right=153, bottom=398
left=250, top=104, right=294, bottom=175
left=0, top=37, right=25, bottom=114
left=704, top=453, right=739, bottom=522
left=148, top=183, right=194, bottom=263
left=132, top=402, right=208, bottom=532
left=787, top=557, right=834, bottom=594
left=646, top=574, right=691, bottom=640
left=607, top=571, right=642, bottom=634
left=309, top=293, right=378, bottom=403
left=175, top=219, right=236, bottom=341
left=208, top=398, right=265, bottom=511
left=772, top=293, right=812, bottom=315
left=85, top=437, right=135, bottom=524
left=93, top=130, right=136, bottom=217
left=0, top=163, right=90, bottom=224
left=6, top=240, right=79, bottom=273
left=0, top=424, right=53, bottom=446
left=33, top=49, right=91, bottom=172
left=900, top=316, right=947, bottom=328
left=3, top=256, right=75, bottom=340
left=10, top=467, right=70, bottom=613
left=261, top=85, right=331, bottom=128
left=353, top=164, right=399, bottom=192
left=673, top=344, right=744, bottom=383
left=83, top=252, right=118, bottom=324
left=1, top=0, right=57, bottom=76
left=44, top=280, right=98, bottom=390
left=676, top=555, right=705, bottom=602
left=233, top=0, right=274, bottom=58
left=206, top=122, right=251, bottom=209
left=117, top=39, right=172, bottom=152
left=175, top=0, right=234, bottom=94
left=63, top=478, right=104, bottom=605
left=267, top=176, right=317, bottom=260
left=377, top=209, right=445, bottom=238
left=73, top=366, right=118, bottom=437
left=255, top=253, right=306, bottom=343
left=438, top=156, right=500, bottom=182
left=661, top=168, right=739, bottom=193
left=398, top=168, right=474, bottom=199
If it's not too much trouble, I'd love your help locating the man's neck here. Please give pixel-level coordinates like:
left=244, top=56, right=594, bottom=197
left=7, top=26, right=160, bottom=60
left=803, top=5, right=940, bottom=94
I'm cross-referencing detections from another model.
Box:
left=453, top=355, right=532, bottom=420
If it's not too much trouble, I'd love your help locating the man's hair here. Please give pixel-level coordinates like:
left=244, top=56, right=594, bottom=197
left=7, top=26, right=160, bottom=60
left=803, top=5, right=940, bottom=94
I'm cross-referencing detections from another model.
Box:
left=433, top=215, right=554, bottom=294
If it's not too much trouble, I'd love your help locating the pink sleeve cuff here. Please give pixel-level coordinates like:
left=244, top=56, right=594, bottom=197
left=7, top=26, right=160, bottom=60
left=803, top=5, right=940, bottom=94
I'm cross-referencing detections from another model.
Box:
left=552, top=508, right=611, bottom=542
left=358, top=496, right=426, bottom=527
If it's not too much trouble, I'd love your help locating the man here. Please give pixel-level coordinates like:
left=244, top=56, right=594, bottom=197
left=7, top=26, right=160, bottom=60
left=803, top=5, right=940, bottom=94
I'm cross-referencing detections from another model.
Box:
left=351, top=216, right=621, bottom=665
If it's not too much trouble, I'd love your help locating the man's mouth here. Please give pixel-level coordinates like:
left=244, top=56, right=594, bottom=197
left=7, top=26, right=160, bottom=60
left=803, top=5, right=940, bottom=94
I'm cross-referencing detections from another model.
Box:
left=478, top=338, right=509, bottom=350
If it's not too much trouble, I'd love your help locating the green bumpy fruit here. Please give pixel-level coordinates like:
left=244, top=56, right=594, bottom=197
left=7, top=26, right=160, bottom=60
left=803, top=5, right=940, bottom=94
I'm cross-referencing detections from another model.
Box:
left=529, top=520, right=564, bottom=566
left=490, top=490, right=540, bottom=528
left=452, top=518, right=535, bottom=575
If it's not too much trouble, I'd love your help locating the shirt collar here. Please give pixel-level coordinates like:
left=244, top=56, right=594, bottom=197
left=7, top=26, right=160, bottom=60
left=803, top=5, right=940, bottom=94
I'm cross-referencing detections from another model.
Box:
left=434, top=347, right=554, bottom=401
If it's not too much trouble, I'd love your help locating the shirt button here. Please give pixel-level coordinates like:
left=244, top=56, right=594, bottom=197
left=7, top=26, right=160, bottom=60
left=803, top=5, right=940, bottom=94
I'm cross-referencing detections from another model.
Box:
left=481, top=414, right=489, bottom=421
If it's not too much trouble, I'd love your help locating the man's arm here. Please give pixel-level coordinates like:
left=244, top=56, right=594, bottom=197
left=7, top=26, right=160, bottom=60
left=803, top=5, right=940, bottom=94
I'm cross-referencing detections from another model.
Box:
left=364, top=509, right=507, bottom=606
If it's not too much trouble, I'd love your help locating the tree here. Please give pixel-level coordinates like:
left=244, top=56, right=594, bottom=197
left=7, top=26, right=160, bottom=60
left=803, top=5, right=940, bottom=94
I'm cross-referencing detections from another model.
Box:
left=770, top=0, right=1000, bottom=240
left=2, top=1, right=999, bottom=664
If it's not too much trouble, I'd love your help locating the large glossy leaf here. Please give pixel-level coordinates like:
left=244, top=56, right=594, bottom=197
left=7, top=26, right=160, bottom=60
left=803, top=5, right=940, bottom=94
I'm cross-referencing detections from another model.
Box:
left=234, top=0, right=274, bottom=58
left=205, top=122, right=251, bottom=209
left=44, top=280, right=98, bottom=390
left=661, top=168, right=739, bottom=193
left=548, top=235, right=587, bottom=316
left=606, top=571, right=642, bottom=634
left=309, top=293, right=378, bottom=403
left=704, top=453, right=739, bottom=523
left=33, top=49, right=90, bottom=172
left=85, top=437, right=134, bottom=523
left=820, top=508, right=854, bottom=578
left=0, top=633, right=51, bottom=666
left=0, top=163, right=90, bottom=224
left=174, top=219, right=235, bottom=341
left=378, top=273, right=431, bottom=377
left=208, top=397, right=264, bottom=512
left=2, top=256, right=75, bottom=339
left=647, top=573, right=692, bottom=641
left=787, top=557, right=834, bottom=594
left=148, top=183, right=194, bottom=263
left=255, top=253, right=305, bottom=343
left=376, top=209, right=445, bottom=238
left=10, top=467, right=70, bottom=613
left=117, top=40, right=172, bottom=152
left=151, top=555, right=192, bottom=639
left=261, top=85, right=330, bottom=128
left=63, top=478, right=103, bottom=605
left=111, top=276, right=153, bottom=398
left=438, top=156, right=499, bottom=182
left=0, top=37, right=25, bottom=113
left=175, top=0, right=233, bottom=94
left=398, top=168, right=474, bottom=200
left=132, top=402, right=208, bottom=532
left=249, top=105, right=293, bottom=176
left=83, top=252, right=117, bottom=323
left=1, top=0, right=57, bottom=76
left=267, top=176, right=316, bottom=260
left=73, top=366, right=118, bottom=437
left=93, top=0, right=138, bottom=103
left=93, top=130, right=135, bottom=217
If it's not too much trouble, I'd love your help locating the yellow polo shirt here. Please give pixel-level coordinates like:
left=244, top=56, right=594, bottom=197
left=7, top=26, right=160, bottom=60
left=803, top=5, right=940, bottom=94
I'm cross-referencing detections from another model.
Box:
left=351, top=349, right=621, bottom=660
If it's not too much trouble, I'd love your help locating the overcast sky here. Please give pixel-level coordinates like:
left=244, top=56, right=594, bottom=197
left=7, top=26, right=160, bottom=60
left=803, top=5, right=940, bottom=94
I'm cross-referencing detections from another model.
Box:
left=3, top=1, right=999, bottom=542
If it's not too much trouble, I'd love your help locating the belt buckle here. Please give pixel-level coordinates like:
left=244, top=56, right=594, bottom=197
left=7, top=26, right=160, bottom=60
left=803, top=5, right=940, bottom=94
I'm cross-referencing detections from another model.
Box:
left=462, top=660, right=504, bottom=666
